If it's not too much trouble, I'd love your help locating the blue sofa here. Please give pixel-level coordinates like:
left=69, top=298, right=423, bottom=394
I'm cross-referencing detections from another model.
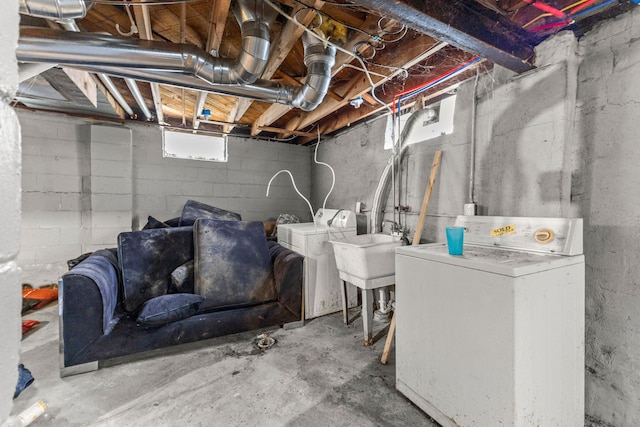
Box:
left=59, top=202, right=303, bottom=376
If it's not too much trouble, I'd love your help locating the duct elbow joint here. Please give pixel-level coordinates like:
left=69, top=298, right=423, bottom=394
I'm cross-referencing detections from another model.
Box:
left=20, top=0, right=89, bottom=20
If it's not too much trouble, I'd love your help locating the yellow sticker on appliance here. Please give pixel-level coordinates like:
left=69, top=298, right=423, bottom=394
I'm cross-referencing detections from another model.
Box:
left=491, top=224, right=516, bottom=237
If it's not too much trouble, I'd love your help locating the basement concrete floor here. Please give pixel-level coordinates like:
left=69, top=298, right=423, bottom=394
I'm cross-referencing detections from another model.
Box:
left=12, top=304, right=438, bottom=427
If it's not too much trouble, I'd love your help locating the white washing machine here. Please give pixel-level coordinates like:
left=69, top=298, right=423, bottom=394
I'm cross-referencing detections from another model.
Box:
left=395, top=215, right=585, bottom=427
left=278, top=209, right=358, bottom=319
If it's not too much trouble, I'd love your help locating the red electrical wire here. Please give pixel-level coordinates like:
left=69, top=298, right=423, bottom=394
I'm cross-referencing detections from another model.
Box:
left=522, top=0, right=567, bottom=19
left=530, top=0, right=604, bottom=32
left=530, top=20, right=570, bottom=32
left=569, top=0, right=598, bottom=14
left=392, top=56, right=480, bottom=111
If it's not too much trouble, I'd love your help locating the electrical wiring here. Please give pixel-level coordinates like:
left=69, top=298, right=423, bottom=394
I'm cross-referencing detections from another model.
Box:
left=392, top=56, right=483, bottom=112
left=262, top=0, right=391, bottom=114
left=523, top=0, right=568, bottom=19
left=337, top=63, right=388, bottom=78
left=266, top=170, right=315, bottom=222
left=570, top=0, right=600, bottom=13
left=523, top=0, right=593, bottom=28
left=360, top=59, right=409, bottom=79
left=571, top=0, right=617, bottom=18
left=291, top=1, right=408, bottom=48
left=530, top=0, right=617, bottom=32
left=312, top=128, right=339, bottom=247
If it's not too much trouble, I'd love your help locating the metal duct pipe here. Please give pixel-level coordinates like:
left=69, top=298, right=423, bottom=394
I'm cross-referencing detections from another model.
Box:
left=17, top=28, right=336, bottom=112
left=289, top=32, right=336, bottom=111
left=125, top=78, right=153, bottom=121
left=57, top=18, right=136, bottom=118
left=84, top=66, right=293, bottom=104
left=18, top=26, right=270, bottom=87
left=97, top=74, right=135, bottom=118
left=20, top=0, right=272, bottom=85
left=19, top=0, right=90, bottom=20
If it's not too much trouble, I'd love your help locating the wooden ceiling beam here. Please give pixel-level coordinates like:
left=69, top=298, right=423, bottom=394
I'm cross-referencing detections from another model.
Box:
left=259, top=126, right=317, bottom=138
left=151, top=8, right=204, bottom=48
left=133, top=5, right=164, bottom=124
left=252, top=13, right=380, bottom=136
left=193, top=0, right=232, bottom=130
left=351, top=0, right=535, bottom=72
left=307, top=63, right=484, bottom=144
left=283, top=40, right=448, bottom=138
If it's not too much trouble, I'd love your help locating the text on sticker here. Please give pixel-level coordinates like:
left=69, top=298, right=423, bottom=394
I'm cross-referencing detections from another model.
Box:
left=491, top=224, right=516, bottom=237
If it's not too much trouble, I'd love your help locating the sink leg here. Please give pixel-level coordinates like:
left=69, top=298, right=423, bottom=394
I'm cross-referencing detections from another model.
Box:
left=341, top=280, right=349, bottom=325
left=362, top=289, right=374, bottom=345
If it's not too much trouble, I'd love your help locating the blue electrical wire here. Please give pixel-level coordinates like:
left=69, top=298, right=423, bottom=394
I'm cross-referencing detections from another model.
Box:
left=571, top=0, right=617, bottom=19
left=397, top=57, right=483, bottom=106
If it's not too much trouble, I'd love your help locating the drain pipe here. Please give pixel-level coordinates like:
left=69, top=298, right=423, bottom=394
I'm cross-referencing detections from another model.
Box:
left=371, top=110, right=425, bottom=233
left=464, top=69, right=480, bottom=216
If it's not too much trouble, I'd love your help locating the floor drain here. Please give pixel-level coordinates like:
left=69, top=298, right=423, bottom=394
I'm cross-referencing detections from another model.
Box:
left=256, top=334, right=276, bottom=349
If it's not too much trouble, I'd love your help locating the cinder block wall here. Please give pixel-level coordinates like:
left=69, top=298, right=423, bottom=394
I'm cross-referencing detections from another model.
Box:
left=312, top=13, right=640, bottom=426
left=0, top=0, right=21, bottom=421
left=130, top=124, right=312, bottom=226
left=18, top=110, right=311, bottom=285
left=575, top=8, right=640, bottom=426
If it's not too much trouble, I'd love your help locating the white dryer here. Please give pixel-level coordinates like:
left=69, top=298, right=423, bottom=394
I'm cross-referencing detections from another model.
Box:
left=278, top=209, right=358, bottom=319
left=395, top=215, right=585, bottom=427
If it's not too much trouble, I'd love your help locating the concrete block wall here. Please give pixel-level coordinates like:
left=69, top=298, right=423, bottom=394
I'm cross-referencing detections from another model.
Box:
left=313, top=41, right=580, bottom=242
left=313, top=18, right=640, bottom=425
left=575, top=7, right=640, bottom=426
left=19, top=113, right=89, bottom=284
left=18, top=110, right=311, bottom=284
left=88, top=125, right=132, bottom=252
left=131, top=125, right=312, bottom=227
left=0, top=0, right=20, bottom=422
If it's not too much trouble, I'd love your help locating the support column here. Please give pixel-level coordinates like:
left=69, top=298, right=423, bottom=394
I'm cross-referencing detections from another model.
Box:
left=0, top=0, right=22, bottom=421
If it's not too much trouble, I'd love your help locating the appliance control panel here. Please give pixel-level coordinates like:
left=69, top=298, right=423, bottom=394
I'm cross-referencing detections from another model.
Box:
left=315, top=209, right=357, bottom=228
left=454, top=215, right=583, bottom=255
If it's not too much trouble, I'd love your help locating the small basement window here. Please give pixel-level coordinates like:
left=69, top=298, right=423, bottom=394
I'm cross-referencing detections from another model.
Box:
left=162, top=129, right=228, bottom=162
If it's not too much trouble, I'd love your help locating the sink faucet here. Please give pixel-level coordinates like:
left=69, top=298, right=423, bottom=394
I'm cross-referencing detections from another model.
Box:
left=384, top=219, right=410, bottom=245
left=384, top=219, right=403, bottom=234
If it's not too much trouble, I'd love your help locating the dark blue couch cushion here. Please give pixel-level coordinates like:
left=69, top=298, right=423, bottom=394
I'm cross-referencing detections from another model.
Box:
left=118, top=227, right=194, bottom=313
left=194, top=219, right=275, bottom=311
left=136, top=294, right=204, bottom=327
left=179, top=200, right=241, bottom=226
left=142, top=216, right=170, bottom=230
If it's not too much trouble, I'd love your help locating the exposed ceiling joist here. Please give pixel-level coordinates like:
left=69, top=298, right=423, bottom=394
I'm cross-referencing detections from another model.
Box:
left=16, top=0, right=628, bottom=142
left=133, top=4, right=163, bottom=124
left=352, top=0, right=536, bottom=72
left=251, top=12, right=383, bottom=136
left=194, top=0, right=232, bottom=130
left=225, top=1, right=323, bottom=131
left=283, top=40, right=449, bottom=138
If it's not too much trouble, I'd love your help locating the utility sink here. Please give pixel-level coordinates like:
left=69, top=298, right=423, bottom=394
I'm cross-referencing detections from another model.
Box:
left=330, top=234, right=404, bottom=281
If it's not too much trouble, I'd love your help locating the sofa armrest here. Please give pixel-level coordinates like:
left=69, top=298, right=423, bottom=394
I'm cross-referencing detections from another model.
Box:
left=271, top=244, right=304, bottom=319
left=60, top=254, right=120, bottom=367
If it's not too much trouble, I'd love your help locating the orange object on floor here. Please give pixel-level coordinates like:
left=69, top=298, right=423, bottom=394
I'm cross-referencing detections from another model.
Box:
left=22, top=288, right=58, bottom=310
left=22, top=320, right=40, bottom=334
